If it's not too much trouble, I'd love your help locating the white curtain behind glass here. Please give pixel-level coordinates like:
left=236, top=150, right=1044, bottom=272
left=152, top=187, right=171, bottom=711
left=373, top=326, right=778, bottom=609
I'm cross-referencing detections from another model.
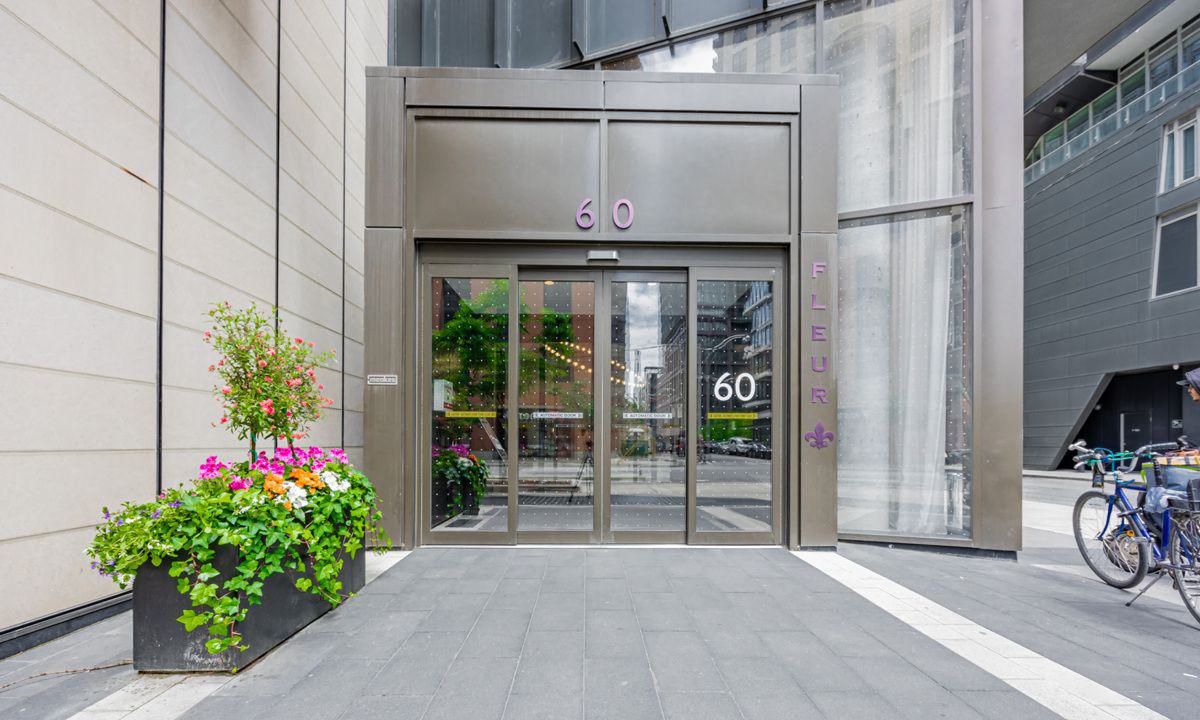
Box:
left=837, top=213, right=954, bottom=536
left=824, top=0, right=966, bottom=213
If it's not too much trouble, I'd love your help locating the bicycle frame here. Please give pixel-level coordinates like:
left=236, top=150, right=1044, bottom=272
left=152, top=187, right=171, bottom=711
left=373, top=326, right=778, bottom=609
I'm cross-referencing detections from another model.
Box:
left=1098, top=480, right=1171, bottom=563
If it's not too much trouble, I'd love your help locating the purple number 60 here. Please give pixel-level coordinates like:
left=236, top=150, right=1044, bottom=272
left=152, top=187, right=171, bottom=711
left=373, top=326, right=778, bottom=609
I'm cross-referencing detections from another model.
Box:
left=612, top=198, right=634, bottom=230
left=576, top=198, right=595, bottom=229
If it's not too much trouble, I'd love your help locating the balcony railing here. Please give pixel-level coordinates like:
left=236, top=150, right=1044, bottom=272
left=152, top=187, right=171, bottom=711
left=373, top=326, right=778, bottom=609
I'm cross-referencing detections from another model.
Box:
left=1025, top=61, right=1200, bottom=185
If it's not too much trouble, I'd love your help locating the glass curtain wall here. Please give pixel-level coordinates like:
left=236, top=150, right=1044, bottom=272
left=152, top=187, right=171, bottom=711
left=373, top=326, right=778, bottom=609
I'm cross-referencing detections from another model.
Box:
left=600, top=0, right=975, bottom=540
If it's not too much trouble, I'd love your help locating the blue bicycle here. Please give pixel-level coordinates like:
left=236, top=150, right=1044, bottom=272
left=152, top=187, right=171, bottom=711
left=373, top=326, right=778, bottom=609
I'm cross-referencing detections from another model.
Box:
left=1070, top=439, right=1200, bottom=625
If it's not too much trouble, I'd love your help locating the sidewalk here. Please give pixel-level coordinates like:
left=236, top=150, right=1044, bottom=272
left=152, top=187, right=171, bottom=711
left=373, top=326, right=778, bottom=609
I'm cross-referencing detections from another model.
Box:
left=3, top=477, right=1198, bottom=720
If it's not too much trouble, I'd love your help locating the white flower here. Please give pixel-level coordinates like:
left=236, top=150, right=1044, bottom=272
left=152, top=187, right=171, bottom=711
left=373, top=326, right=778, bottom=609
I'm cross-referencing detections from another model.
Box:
left=280, top=480, right=309, bottom=509
left=322, top=470, right=350, bottom=492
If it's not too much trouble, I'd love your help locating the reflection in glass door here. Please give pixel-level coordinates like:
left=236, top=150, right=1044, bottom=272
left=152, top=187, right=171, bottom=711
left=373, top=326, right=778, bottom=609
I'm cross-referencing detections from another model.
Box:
left=696, top=278, right=776, bottom=536
left=517, top=278, right=596, bottom=531
left=609, top=278, right=687, bottom=533
left=429, top=277, right=509, bottom=533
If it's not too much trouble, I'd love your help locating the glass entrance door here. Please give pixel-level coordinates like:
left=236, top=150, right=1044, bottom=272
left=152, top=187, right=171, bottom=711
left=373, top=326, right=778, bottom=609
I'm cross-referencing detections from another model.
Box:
left=421, top=258, right=780, bottom=545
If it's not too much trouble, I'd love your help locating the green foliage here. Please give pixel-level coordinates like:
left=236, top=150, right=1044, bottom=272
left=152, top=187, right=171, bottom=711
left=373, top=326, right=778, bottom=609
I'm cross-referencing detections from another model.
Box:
left=87, top=449, right=389, bottom=657
left=87, top=302, right=389, bottom=661
left=432, top=447, right=490, bottom=516
left=204, top=302, right=335, bottom=456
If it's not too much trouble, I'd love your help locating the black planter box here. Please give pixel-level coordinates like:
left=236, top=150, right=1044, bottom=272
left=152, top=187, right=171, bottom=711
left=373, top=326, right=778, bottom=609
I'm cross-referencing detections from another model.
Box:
left=132, top=544, right=365, bottom=672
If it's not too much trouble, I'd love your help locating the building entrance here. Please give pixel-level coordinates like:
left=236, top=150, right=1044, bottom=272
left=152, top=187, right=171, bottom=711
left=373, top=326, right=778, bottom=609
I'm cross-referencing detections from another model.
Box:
left=419, top=245, right=782, bottom=545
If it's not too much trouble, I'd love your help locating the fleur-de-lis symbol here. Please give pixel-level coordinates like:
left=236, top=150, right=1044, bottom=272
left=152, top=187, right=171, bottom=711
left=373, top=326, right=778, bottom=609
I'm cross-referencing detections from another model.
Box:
left=804, top=421, right=835, bottom=450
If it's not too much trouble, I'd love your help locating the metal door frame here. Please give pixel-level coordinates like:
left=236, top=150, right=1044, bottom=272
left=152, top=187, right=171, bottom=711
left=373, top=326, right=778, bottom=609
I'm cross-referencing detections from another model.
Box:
left=417, top=242, right=785, bottom=546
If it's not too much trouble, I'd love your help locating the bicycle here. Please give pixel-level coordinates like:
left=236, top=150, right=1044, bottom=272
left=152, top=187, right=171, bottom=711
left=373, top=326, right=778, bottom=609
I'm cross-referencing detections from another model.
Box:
left=1069, top=438, right=1200, bottom=626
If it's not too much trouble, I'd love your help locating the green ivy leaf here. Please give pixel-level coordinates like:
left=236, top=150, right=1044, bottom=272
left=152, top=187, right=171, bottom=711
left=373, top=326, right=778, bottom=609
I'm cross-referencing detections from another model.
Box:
left=295, top=577, right=312, bottom=592
left=177, top=609, right=210, bottom=632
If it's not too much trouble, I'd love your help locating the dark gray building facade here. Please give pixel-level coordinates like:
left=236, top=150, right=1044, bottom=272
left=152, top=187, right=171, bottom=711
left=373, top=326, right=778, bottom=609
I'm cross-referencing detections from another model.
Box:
left=1025, top=1, right=1200, bottom=469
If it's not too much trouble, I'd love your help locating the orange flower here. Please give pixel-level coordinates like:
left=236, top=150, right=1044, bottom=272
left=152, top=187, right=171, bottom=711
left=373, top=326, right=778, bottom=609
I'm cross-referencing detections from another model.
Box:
left=289, top=468, right=325, bottom=490
left=468, top=454, right=478, bottom=463
left=263, top=473, right=286, bottom=496
left=283, top=501, right=293, bottom=511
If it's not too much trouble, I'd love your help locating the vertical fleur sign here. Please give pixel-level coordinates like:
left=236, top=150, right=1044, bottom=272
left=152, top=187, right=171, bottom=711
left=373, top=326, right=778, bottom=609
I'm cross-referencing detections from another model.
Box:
left=806, top=257, right=834, bottom=450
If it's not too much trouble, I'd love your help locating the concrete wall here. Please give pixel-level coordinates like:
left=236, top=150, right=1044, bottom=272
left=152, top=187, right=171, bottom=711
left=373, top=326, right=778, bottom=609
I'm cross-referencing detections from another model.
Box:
left=1024, top=84, right=1200, bottom=470
left=0, top=0, right=386, bottom=631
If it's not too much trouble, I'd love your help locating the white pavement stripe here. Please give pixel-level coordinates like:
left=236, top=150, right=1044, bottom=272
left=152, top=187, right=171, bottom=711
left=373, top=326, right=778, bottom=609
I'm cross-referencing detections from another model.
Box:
left=1024, top=500, right=1077, bottom=536
left=64, top=549, right=414, bottom=720
left=795, top=551, right=1169, bottom=720
left=66, top=675, right=228, bottom=720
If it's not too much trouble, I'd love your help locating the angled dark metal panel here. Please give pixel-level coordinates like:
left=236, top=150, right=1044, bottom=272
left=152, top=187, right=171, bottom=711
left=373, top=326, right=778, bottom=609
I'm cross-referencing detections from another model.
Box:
left=422, top=0, right=495, bottom=67
left=664, top=0, right=760, bottom=35
left=365, top=76, right=405, bottom=228
left=582, top=0, right=660, bottom=57
left=506, top=0, right=576, bottom=68
left=393, top=0, right=423, bottom=66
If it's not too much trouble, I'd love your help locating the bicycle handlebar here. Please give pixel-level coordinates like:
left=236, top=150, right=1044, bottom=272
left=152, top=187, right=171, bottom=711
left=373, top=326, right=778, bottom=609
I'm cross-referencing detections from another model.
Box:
left=1135, top=442, right=1178, bottom=455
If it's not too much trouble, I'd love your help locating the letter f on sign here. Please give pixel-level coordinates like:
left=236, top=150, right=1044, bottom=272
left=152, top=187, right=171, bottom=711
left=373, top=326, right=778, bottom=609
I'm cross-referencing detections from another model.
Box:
left=811, top=262, right=827, bottom=278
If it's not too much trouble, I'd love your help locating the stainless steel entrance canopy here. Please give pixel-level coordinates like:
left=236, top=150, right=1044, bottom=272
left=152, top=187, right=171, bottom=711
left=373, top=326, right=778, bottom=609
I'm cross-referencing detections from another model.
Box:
left=364, top=66, right=837, bottom=549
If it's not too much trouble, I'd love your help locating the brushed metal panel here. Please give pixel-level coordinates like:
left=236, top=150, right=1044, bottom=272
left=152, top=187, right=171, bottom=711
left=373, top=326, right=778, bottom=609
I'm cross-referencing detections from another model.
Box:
left=604, top=80, right=800, bottom=114
left=365, top=77, right=404, bottom=228
left=800, top=83, right=838, bottom=233
left=412, top=118, right=600, bottom=232
left=798, top=232, right=837, bottom=548
left=406, top=77, right=603, bottom=109
left=971, top=0, right=1023, bottom=553
left=364, top=228, right=404, bottom=544
left=606, top=121, right=790, bottom=235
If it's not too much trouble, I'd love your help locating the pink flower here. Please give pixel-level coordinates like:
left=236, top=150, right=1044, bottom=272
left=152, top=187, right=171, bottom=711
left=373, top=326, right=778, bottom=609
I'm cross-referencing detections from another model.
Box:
left=219, top=416, right=228, bottom=424
left=308, top=342, right=314, bottom=348
left=208, top=364, right=215, bottom=372
left=199, top=455, right=226, bottom=480
left=218, top=358, right=225, bottom=367
left=295, top=338, right=304, bottom=345
left=257, top=359, right=267, bottom=368
left=227, top=476, right=252, bottom=491
left=260, top=399, right=275, bottom=415
left=203, top=331, right=211, bottom=339
left=220, top=385, right=232, bottom=395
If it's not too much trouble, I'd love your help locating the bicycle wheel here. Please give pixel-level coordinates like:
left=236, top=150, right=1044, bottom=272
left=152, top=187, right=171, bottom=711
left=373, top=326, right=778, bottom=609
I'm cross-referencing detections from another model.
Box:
left=1073, top=490, right=1148, bottom=588
left=1168, top=513, right=1200, bottom=626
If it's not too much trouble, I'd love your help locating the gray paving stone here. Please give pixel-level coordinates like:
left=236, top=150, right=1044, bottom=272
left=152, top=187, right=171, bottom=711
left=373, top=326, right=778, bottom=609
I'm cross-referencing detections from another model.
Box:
left=333, top=694, right=430, bottom=720
left=459, top=608, right=532, bottom=659
left=643, top=631, right=726, bottom=693
left=417, top=592, right=490, bottom=631
left=487, top=579, right=542, bottom=612
left=584, top=657, right=662, bottom=720
left=176, top=694, right=287, bottom=720
left=423, top=657, right=518, bottom=720
left=714, top=656, right=801, bottom=698
left=529, top=592, right=585, bottom=630
left=584, top=555, right=626, bottom=579
left=584, top=610, right=644, bottom=658
left=511, top=631, right=584, bottom=695
left=734, top=690, right=823, bottom=720
left=806, top=689, right=899, bottom=720
left=659, top=691, right=742, bottom=720
left=366, top=631, right=467, bottom=695
left=950, top=690, right=1061, bottom=720
left=324, top=609, right=427, bottom=660
left=585, top=578, right=633, bottom=610
left=541, top=564, right=585, bottom=592
left=670, top=577, right=733, bottom=611
left=632, top=592, right=694, bottom=631
left=758, top=630, right=861, bottom=692
left=502, top=691, right=583, bottom=720
left=625, top=565, right=675, bottom=593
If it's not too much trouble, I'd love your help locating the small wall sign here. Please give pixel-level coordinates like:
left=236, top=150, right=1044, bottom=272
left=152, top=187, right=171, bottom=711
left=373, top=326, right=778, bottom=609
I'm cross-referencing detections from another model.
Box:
left=367, top=374, right=398, bottom=386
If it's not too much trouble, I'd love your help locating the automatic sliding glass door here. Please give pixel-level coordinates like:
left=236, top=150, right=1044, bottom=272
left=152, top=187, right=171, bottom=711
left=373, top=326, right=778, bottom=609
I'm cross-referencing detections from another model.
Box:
left=421, top=255, right=781, bottom=546
left=605, top=273, right=688, bottom=541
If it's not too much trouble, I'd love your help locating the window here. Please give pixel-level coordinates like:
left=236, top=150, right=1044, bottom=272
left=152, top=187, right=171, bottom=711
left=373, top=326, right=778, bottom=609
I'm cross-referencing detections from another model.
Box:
left=1162, top=113, right=1198, bottom=192
left=1120, top=62, right=1147, bottom=106
left=1149, top=34, right=1179, bottom=90
left=1155, top=209, right=1200, bottom=297
left=1184, top=16, right=1200, bottom=67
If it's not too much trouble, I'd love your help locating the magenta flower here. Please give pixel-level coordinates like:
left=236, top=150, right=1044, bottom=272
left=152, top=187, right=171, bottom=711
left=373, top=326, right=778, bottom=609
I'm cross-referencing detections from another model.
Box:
left=328, top=448, right=348, bottom=463
left=199, top=455, right=227, bottom=480
left=228, top=476, right=252, bottom=491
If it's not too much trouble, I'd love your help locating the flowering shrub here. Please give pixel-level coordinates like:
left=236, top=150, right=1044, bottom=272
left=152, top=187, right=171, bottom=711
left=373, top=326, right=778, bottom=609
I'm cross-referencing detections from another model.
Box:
left=87, top=446, right=387, bottom=656
left=433, top=444, right=489, bottom=516
left=87, top=302, right=389, bottom=660
left=204, top=302, right=334, bottom=456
